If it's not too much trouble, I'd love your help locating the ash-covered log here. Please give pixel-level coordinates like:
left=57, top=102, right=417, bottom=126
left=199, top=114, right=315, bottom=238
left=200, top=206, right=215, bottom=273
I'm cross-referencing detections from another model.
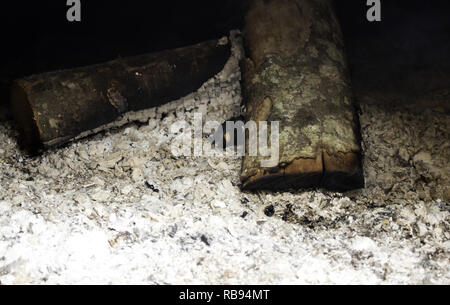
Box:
left=11, top=38, right=230, bottom=151
left=240, top=0, right=364, bottom=192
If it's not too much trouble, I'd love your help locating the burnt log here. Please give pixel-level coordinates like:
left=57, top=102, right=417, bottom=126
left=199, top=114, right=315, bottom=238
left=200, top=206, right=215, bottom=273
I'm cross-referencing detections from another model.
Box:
left=240, top=0, right=364, bottom=192
left=11, top=38, right=231, bottom=151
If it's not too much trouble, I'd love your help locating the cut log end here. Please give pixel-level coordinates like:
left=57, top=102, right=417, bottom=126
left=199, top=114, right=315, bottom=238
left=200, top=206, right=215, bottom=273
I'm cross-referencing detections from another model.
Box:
left=321, top=151, right=364, bottom=191
left=241, top=151, right=364, bottom=192
left=10, top=81, right=42, bottom=152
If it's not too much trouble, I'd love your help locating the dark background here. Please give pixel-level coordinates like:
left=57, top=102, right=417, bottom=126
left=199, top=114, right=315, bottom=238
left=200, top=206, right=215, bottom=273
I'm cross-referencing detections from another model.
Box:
left=337, top=0, right=450, bottom=104
left=1, top=0, right=449, bottom=112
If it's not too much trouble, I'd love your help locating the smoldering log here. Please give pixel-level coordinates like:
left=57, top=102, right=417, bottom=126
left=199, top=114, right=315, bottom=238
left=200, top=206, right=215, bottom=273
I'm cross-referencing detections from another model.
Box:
left=240, top=0, right=364, bottom=192
left=11, top=38, right=231, bottom=150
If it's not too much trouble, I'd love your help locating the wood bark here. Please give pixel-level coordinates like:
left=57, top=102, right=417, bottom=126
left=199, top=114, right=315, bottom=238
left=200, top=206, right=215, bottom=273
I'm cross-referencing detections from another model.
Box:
left=11, top=39, right=230, bottom=151
left=240, top=0, right=364, bottom=191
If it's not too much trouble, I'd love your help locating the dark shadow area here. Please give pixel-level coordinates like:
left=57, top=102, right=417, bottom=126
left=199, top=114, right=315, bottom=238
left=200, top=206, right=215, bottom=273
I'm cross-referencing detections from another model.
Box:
left=336, top=0, right=450, bottom=110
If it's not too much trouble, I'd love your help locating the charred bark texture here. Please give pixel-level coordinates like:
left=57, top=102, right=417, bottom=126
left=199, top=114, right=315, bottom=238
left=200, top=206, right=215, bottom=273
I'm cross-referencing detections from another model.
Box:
left=11, top=39, right=231, bottom=151
left=240, top=0, right=364, bottom=192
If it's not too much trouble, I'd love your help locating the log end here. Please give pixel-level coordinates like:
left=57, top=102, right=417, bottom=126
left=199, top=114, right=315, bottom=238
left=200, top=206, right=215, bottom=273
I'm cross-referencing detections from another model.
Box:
left=241, top=151, right=364, bottom=192
left=321, top=151, right=365, bottom=192
left=10, top=81, right=42, bottom=152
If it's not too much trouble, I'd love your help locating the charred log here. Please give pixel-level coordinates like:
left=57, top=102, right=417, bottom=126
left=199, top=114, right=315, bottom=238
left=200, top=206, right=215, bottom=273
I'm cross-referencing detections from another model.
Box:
left=240, top=0, right=364, bottom=192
